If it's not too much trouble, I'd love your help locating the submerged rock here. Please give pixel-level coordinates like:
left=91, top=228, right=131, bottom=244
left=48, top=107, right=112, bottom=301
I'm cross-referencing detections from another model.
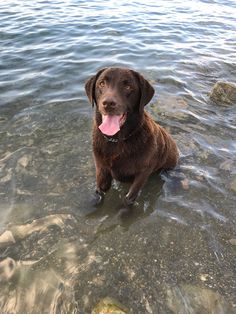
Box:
left=0, top=257, right=40, bottom=282
left=150, top=96, right=188, bottom=120
left=91, top=297, right=130, bottom=314
left=229, top=238, right=236, bottom=246
left=230, top=178, right=236, bottom=192
left=209, top=82, right=236, bottom=105
left=0, top=214, right=75, bottom=248
left=17, top=155, right=31, bottom=168
left=166, top=284, right=233, bottom=314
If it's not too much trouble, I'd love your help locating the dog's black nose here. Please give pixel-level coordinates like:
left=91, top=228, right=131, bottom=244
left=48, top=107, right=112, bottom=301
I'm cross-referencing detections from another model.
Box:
left=102, top=98, right=117, bottom=109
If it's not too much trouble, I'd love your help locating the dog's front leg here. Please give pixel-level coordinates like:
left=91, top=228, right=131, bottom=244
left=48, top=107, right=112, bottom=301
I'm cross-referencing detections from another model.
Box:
left=96, top=166, right=112, bottom=193
left=124, top=170, right=151, bottom=206
left=91, top=166, right=112, bottom=206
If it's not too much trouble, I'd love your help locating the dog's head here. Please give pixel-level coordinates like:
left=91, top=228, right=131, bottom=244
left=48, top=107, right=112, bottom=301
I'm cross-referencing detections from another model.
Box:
left=85, top=67, right=154, bottom=136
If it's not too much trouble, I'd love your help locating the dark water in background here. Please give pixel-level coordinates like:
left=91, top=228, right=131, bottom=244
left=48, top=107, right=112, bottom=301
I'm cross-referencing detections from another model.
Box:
left=0, top=0, right=236, bottom=313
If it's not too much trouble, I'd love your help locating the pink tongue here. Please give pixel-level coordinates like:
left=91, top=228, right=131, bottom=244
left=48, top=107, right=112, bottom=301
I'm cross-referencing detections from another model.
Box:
left=99, top=115, right=122, bottom=136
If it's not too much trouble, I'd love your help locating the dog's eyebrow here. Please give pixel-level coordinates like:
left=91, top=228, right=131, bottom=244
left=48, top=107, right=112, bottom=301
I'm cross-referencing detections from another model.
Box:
left=122, top=79, right=132, bottom=84
left=100, top=75, right=110, bottom=82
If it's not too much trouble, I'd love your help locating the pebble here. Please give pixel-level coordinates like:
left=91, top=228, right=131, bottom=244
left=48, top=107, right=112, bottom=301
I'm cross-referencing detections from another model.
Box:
left=229, top=239, right=236, bottom=246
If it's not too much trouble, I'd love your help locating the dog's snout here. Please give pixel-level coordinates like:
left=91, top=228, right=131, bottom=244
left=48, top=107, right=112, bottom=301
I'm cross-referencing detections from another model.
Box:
left=102, top=98, right=117, bottom=109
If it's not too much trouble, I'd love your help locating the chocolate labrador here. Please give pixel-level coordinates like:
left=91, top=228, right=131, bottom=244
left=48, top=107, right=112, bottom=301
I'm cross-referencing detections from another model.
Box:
left=85, top=67, right=179, bottom=206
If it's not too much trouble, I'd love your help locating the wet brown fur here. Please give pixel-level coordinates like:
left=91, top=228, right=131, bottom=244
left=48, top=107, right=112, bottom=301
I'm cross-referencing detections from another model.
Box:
left=85, top=67, right=179, bottom=205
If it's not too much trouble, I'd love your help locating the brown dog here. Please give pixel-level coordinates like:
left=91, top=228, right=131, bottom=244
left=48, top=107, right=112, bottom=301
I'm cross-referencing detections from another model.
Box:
left=85, top=67, right=179, bottom=206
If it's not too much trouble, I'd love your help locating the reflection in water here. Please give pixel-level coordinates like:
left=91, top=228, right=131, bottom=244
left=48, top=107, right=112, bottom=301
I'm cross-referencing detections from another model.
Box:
left=0, top=250, right=77, bottom=313
left=0, top=0, right=236, bottom=312
left=0, top=214, right=102, bottom=313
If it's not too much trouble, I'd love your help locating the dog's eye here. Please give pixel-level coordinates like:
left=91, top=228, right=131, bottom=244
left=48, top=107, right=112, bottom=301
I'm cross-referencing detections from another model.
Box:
left=125, top=85, right=132, bottom=90
left=99, top=80, right=105, bottom=88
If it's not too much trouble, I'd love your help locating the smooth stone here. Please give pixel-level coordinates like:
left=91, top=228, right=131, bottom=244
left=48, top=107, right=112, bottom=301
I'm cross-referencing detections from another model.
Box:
left=91, top=297, right=130, bottom=314
left=230, top=179, right=236, bottom=192
left=166, top=284, right=233, bottom=314
left=229, top=238, right=236, bottom=246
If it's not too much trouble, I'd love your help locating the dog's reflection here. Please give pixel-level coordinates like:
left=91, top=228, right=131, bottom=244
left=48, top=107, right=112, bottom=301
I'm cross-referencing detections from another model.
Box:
left=85, top=172, right=165, bottom=230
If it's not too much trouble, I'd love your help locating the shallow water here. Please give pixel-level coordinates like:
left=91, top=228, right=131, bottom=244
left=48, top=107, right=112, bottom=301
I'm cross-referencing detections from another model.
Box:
left=0, top=0, right=236, bottom=313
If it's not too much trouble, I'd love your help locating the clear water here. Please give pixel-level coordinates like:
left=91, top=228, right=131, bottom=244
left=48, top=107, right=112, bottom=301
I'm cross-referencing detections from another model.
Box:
left=0, top=0, right=236, bottom=313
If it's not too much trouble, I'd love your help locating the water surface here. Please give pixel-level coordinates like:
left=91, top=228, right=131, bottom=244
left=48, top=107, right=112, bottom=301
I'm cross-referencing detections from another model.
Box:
left=0, top=0, right=236, bottom=313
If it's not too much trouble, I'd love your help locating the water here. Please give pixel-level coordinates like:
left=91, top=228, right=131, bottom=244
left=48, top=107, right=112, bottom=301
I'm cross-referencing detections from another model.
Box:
left=0, top=0, right=236, bottom=313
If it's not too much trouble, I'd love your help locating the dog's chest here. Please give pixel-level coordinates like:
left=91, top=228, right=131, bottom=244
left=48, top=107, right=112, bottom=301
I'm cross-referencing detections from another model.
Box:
left=95, top=140, right=130, bottom=164
left=101, top=143, right=126, bottom=165
left=99, top=143, right=138, bottom=179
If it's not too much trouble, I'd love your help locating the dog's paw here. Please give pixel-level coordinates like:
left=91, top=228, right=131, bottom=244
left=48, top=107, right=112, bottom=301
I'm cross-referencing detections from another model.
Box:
left=90, top=190, right=104, bottom=206
left=124, top=194, right=135, bottom=207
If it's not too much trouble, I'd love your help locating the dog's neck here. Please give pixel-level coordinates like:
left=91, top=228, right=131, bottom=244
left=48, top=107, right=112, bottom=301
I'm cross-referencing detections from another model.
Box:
left=100, top=123, right=143, bottom=143
left=95, top=109, right=145, bottom=143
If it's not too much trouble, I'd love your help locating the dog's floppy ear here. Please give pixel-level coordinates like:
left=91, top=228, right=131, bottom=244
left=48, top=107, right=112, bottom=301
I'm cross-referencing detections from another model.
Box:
left=85, top=68, right=107, bottom=107
left=134, top=71, right=155, bottom=111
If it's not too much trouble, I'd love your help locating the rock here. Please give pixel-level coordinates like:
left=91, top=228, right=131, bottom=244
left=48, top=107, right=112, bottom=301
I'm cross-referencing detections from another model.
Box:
left=219, top=159, right=234, bottom=171
left=0, top=257, right=38, bottom=281
left=0, top=230, right=15, bottom=247
left=229, top=238, right=236, bottom=246
left=17, top=155, right=31, bottom=168
left=209, top=82, right=236, bottom=105
left=230, top=179, right=236, bottom=192
left=0, top=214, right=75, bottom=248
left=166, top=284, right=233, bottom=314
left=0, top=257, right=16, bottom=281
left=91, top=297, right=130, bottom=314
left=0, top=171, right=12, bottom=183
left=199, top=273, right=209, bottom=282
left=150, top=96, right=188, bottom=120
left=181, top=178, right=189, bottom=190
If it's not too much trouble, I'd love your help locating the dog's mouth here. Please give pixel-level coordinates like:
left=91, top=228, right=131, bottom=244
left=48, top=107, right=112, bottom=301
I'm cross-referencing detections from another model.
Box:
left=99, top=113, right=126, bottom=136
